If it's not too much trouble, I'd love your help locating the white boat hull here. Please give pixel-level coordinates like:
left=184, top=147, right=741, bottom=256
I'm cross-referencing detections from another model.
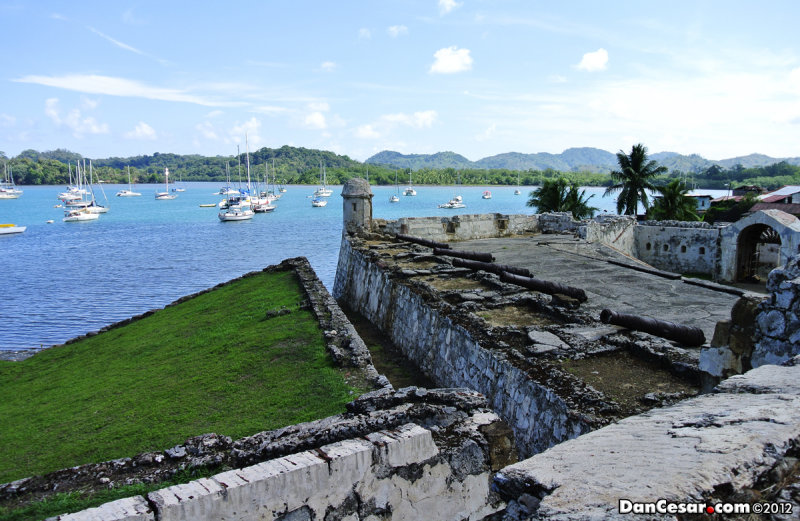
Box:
left=63, top=211, right=100, bottom=222
left=155, top=192, right=177, bottom=200
left=0, top=224, right=25, bottom=234
left=116, top=190, right=141, bottom=197
left=218, top=209, right=254, bottom=221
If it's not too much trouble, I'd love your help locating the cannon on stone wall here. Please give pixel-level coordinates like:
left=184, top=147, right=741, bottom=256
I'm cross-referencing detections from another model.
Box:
left=395, top=234, right=451, bottom=250
left=452, top=258, right=532, bottom=277
left=599, top=308, right=706, bottom=347
left=432, top=247, right=494, bottom=263
left=499, top=272, right=587, bottom=302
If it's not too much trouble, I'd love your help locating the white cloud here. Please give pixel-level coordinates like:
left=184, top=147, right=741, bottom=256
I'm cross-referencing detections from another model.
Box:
left=382, top=110, right=437, bottom=128
left=80, top=96, right=99, bottom=110
left=230, top=117, right=262, bottom=146
left=206, top=110, right=224, bottom=118
left=387, top=25, right=408, bottom=38
left=359, top=28, right=372, bottom=39
left=125, top=121, right=157, bottom=140
left=475, top=123, right=497, bottom=141
left=44, top=97, right=109, bottom=137
left=547, top=74, right=568, bottom=83
left=0, top=113, right=16, bottom=127
left=356, top=124, right=381, bottom=139
left=15, top=74, right=241, bottom=107
left=253, top=105, right=288, bottom=115
left=429, top=46, right=473, bottom=74
left=195, top=121, right=218, bottom=140
left=576, top=48, right=608, bottom=72
left=320, top=61, right=337, bottom=72
left=356, top=110, right=437, bottom=140
left=439, top=0, right=462, bottom=15
left=304, top=112, right=327, bottom=130
left=308, top=102, right=330, bottom=112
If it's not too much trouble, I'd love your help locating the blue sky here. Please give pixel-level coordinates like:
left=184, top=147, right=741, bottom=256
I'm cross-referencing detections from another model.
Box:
left=1, top=1, right=799, bottom=161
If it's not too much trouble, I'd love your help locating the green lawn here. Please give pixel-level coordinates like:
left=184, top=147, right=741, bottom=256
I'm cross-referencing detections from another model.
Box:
left=0, top=269, right=359, bottom=484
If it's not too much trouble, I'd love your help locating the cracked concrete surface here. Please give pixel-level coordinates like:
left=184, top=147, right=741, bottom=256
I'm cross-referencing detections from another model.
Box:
left=456, top=235, right=743, bottom=343
left=494, top=360, right=800, bottom=520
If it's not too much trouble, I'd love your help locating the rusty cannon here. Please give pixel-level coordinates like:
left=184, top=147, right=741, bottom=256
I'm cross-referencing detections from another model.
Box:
left=599, top=309, right=706, bottom=347
left=499, top=271, right=587, bottom=302
left=452, top=257, right=532, bottom=277
left=395, top=233, right=451, bottom=250
left=432, top=247, right=494, bottom=263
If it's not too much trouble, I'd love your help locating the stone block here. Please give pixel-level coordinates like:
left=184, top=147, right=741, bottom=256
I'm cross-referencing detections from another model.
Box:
left=48, top=496, right=153, bottom=521
left=731, top=296, right=764, bottom=325
left=757, top=309, right=786, bottom=338
left=710, top=319, right=731, bottom=348
left=728, top=327, right=755, bottom=356
left=699, top=346, right=741, bottom=377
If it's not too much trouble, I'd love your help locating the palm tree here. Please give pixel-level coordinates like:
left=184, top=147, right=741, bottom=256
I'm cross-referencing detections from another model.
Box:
left=648, top=179, right=699, bottom=221
left=605, top=144, right=667, bottom=215
left=527, top=178, right=597, bottom=219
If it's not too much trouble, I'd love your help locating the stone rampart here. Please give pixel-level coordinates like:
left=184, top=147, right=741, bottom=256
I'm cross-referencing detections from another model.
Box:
left=752, top=253, right=800, bottom=367
left=334, top=238, right=596, bottom=458
left=580, top=215, right=637, bottom=257
left=493, top=358, right=800, bottom=520
left=374, top=213, right=539, bottom=242
left=44, top=388, right=516, bottom=521
left=634, top=222, right=720, bottom=276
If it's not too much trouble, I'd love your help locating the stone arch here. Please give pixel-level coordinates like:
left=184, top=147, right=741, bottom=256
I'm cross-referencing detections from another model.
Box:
left=735, top=224, right=781, bottom=282
left=719, top=209, right=800, bottom=282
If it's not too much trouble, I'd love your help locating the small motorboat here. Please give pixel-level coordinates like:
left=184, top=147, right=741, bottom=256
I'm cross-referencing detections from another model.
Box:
left=0, top=223, right=26, bottom=234
left=482, top=190, right=492, bottom=199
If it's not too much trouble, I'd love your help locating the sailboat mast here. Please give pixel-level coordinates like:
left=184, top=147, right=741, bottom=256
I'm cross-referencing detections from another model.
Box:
left=245, top=133, right=251, bottom=192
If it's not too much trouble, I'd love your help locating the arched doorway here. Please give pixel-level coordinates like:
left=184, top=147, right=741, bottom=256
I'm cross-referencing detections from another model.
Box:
left=736, top=224, right=782, bottom=282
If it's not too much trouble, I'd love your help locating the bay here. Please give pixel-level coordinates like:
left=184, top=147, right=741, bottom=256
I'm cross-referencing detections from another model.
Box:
left=0, top=183, right=727, bottom=350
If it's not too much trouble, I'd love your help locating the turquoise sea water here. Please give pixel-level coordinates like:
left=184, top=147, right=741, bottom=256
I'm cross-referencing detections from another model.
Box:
left=0, top=183, right=725, bottom=350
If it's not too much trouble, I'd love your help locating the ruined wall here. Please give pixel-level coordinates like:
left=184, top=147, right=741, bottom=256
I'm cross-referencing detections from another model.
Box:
left=493, top=359, right=800, bottom=520
left=375, top=213, right=539, bottom=242
left=44, top=389, right=515, bottom=521
left=580, top=215, right=636, bottom=257
left=752, top=253, right=800, bottom=367
left=334, top=239, right=591, bottom=458
left=633, top=222, right=720, bottom=276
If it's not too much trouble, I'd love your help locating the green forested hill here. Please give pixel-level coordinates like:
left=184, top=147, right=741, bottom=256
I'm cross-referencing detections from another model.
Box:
left=3, top=146, right=800, bottom=190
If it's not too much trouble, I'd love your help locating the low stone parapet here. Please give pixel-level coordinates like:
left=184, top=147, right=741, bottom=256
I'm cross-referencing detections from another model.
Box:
left=493, top=359, right=800, bottom=520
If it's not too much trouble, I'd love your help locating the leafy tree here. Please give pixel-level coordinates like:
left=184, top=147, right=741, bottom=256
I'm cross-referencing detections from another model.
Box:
left=605, top=144, right=667, bottom=215
left=647, top=179, right=699, bottom=221
left=526, top=178, right=597, bottom=219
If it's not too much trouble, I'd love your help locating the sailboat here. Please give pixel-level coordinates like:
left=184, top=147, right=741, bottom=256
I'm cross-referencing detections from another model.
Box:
left=313, top=162, right=333, bottom=197
left=219, top=140, right=255, bottom=221
left=116, top=166, right=141, bottom=197
left=155, top=167, right=177, bottom=200
left=390, top=171, right=400, bottom=203
left=0, top=163, right=23, bottom=199
left=172, top=172, right=186, bottom=192
left=514, top=172, right=522, bottom=195
left=63, top=160, right=101, bottom=221
left=438, top=172, right=466, bottom=209
left=403, top=171, right=416, bottom=196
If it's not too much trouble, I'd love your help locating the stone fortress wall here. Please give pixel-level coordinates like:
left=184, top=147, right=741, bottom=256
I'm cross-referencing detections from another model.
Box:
left=15, top=179, right=800, bottom=520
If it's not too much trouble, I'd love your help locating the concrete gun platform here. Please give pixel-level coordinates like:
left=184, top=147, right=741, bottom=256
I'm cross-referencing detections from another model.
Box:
left=456, top=234, right=744, bottom=344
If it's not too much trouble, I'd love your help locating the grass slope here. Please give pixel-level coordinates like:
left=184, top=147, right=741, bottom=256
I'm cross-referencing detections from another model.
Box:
left=0, top=269, right=358, bottom=484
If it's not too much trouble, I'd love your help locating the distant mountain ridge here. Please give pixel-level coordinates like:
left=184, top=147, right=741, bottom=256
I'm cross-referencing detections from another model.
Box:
left=366, top=148, right=800, bottom=173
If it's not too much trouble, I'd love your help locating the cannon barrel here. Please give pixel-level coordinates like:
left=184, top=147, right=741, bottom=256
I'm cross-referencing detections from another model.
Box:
left=500, top=271, right=587, bottom=302
left=599, top=309, right=706, bottom=347
left=452, top=258, right=532, bottom=277
left=395, top=234, right=450, bottom=250
left=433, top=247, right=494, bottom=263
